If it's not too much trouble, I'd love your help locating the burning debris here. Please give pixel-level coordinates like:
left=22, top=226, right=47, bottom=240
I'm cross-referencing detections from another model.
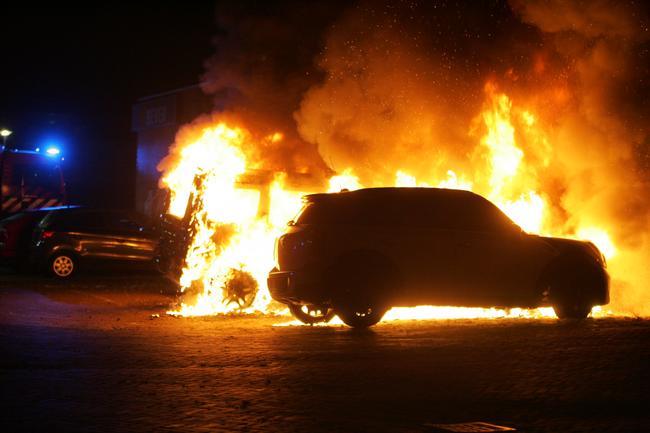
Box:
left=222, top=268, right=258, bottom=309
left=159, top=0, right=649, bottom=319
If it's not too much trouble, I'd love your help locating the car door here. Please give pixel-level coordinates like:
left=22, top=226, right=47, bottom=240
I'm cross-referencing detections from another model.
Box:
left=104, top=211, right=157, bottom=261
left=350, top=194, right=463, bottom=306
left=67, top=210, right=128, bottom=260
left=449, top=198, right=555, bottom=305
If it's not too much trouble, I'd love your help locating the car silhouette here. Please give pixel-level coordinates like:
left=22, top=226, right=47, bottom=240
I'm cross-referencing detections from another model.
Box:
left=268, top=187, right=609, bottom=327
left=30, top=207, right=159, bottom=278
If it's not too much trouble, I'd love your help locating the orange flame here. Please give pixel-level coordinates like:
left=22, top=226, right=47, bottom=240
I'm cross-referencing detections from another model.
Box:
left=159, top=86, right=622, bottom=321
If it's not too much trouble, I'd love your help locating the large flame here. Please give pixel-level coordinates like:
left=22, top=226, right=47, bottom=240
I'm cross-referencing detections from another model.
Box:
left=160, top=85, right=622, bottom=321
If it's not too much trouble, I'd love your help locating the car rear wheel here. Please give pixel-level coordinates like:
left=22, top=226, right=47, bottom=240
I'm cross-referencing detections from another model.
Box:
left=49, top=253, right=77, bottom=278
left=288, top=303, right=336, bottom=325
left=335, top=302, right=387, bottom=328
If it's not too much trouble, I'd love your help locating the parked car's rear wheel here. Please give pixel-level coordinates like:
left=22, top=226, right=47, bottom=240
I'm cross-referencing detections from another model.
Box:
left=49, top=252, right=77, bottom=278
left=335, top=302, right=387, bottom=328
left=288, top=303, right=336, bottom=324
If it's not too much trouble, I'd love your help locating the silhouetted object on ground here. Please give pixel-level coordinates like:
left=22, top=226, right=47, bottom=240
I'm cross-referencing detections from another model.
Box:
left=268, top=188, right=609, bottom=327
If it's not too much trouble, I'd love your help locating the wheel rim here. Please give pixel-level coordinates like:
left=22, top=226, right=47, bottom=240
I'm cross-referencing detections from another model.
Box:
left=52, top=255, right=74, bottom=277
left=289, top=303, right=335, bottom=324
left=336, top=303, right=386, bottom=328
left=351, top=306, right=375, bottom=318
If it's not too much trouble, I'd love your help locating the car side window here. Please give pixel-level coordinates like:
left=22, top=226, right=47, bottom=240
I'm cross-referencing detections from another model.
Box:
left=47, top=211, right=106, bottom=232
left=108, top=212, right=151, bottom=236
left=446, top=198, right=515, bottom=233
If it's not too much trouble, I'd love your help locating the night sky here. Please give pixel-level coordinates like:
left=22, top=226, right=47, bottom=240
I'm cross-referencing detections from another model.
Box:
left=0, top=3, right=216, bottom=207
left=2, top=1, right=647, bottom=208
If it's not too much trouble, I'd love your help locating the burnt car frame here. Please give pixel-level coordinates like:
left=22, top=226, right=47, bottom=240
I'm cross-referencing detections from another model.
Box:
left=268, top=187, right=609, bottom=327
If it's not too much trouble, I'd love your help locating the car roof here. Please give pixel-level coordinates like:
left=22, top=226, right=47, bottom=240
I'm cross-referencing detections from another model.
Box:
left=304, top=187, right=481, bottom=203
left=35, top=205, right=84, bottom=212
left=44, top=207, right=135, bottom=214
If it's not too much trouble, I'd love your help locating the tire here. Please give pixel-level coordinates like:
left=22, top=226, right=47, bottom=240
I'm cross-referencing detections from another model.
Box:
left=329, top=252, right=396, bottom=328
left=288, top=303, right=336, bottom=325
left=547, top=259, right=596, bottom=320
left=335, top=302, right=387, bottom=328
left=49, top=252, right=77, bottom=278
left=553, top=302, right=592, bottom=320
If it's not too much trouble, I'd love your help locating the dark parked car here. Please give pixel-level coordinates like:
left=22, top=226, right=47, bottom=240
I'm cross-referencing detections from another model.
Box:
left=0, top=207, right=72, bottom=268
left=268, top=188, right=609, bottom=327
left=31, top=207, right=159, bottom=278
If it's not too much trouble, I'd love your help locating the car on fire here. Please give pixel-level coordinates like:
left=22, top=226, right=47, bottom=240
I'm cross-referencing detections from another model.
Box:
left=30, top=207, right=159, bottom=278
left=268, top=187, right=609, bottom=327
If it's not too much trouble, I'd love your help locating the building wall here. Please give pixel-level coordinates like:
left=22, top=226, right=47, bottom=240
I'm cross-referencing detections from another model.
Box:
left=132, top=85, right=212, bottom=217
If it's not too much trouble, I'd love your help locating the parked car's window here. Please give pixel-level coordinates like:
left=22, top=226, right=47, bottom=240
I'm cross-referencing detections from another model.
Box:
left=38, top=211, right=56, bottom=228
left=105, top=212, right=148, bottom=235
left=44, top=210, right=109, bottom=231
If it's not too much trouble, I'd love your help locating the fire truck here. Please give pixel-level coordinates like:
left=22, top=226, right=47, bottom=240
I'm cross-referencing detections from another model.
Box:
left=0, top=148, right=66, bottom=217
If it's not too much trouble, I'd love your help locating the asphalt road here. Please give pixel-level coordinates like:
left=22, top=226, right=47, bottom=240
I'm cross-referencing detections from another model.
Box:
left=0, top=272, right=648, bottom=433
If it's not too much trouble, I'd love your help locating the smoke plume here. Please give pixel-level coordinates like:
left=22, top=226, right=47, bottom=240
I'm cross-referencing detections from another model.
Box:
left=507, top=0, right=650, bottom=312
left=199, top=0, right=350, bottom=179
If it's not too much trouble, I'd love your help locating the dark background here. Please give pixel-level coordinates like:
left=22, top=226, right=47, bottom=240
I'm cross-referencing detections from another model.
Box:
left=2, top=1, right=647, bottom=210
left=0, top=3, right=216, bottom=208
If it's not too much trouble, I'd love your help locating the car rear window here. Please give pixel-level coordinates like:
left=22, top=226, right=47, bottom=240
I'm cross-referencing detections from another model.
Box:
left=296, top=198, right=404, bottom=225
left=296, top=200, right=361, bottom=224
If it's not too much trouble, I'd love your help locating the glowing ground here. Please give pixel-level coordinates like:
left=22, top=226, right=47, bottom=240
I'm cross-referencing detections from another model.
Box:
left=1, top=272, right=648, bottom=433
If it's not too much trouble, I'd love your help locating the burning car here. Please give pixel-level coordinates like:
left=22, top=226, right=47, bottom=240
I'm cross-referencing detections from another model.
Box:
left=268, top=187, right=609, bottom=327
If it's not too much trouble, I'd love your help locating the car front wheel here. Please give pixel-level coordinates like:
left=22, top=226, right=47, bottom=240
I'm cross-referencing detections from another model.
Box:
left=49, top=253, right=77, bottom=278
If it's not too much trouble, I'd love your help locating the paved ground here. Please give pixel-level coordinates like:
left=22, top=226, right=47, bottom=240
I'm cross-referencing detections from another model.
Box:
left=1, top=271, right=648, bottom=433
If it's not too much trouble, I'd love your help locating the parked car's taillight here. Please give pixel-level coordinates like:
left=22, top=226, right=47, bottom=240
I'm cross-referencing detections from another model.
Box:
left=41, top=231, right=55, bottom=240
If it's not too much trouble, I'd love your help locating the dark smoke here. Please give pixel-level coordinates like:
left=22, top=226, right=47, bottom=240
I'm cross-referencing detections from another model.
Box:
left=200, top=0, right=351, bottom=179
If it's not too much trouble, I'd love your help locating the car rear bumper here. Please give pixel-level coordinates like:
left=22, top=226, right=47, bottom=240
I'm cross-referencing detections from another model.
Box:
left=594, top=266, right=610, bottom=305
left=267, top=268, right=328, bottom=305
